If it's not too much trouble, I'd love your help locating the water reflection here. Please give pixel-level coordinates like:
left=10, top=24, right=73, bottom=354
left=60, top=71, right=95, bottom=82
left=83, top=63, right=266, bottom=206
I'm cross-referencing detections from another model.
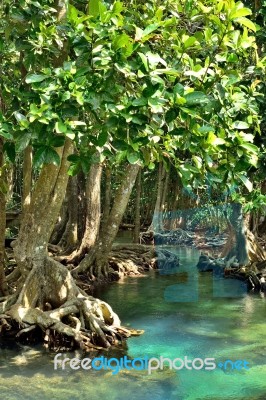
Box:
left=1, top=246, right=266, bottom=399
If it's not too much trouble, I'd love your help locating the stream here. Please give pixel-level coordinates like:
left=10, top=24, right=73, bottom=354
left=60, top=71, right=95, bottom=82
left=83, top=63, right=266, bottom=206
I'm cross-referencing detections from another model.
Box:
left=0, top=245, right=266, bottom=400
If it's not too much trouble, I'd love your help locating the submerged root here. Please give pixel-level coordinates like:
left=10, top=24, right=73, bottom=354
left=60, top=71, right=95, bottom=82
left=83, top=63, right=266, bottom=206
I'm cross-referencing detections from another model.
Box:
left=0, top=256, right=143, bottom=351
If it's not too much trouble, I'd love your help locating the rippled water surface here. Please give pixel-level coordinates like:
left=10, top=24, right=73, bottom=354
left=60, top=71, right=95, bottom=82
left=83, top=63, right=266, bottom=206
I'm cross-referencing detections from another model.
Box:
left=1, top=246, right=266, bottom=400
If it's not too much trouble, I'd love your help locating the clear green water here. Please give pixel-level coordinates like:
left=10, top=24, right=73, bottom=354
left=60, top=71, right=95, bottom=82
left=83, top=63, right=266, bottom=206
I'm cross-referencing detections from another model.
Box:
left=1, top=246, right=266, bottom=400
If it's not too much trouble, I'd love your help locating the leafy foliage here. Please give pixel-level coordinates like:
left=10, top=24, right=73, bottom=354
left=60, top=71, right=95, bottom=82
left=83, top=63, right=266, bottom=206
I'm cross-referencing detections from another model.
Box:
left=0, top=0, right=265, bottom=198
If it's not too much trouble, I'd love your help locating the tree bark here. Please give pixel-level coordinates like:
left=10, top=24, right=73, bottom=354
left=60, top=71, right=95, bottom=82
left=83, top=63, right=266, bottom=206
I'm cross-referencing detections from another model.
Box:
left=22, top=145, right=32, bottom=215
left=0, top=0, right=141, bottom=351
left=171, top=182, right=180, bottom=228
left=101, top=164, right=112, bottom=232
left=1, top=141, right=139, bottom=350
left=149, top=163, right=165, bottom=231
left=222, top=204, right=259, bottom=266
left=6, top=162, right=14, bottom=204
left=13, top=139, right=73, bottom=278
left=221, top=215, right=235, bottom=258
left=161, top=166, right=170, bottom=228
left=77, top=170, right=87, bottom=242
left=257, top=179, right=266, bottom=235
left=74, top=163, right=141, bottom=277
left=142, top=173, right=156, bottom=227
left=244, top=213, right=266, bottom=263
left=133, top=169, right=141, bottom=243
left=66, top=162, right=103, bottom=263
left=49, top=192, right=69, bottom=245
left=235, top=207, right=253, bottom=265
left=0, top=138, right=8, bottom=296
left=58, top=176, right=78, bottom=254
left=1, top=147, right=140, bottom=350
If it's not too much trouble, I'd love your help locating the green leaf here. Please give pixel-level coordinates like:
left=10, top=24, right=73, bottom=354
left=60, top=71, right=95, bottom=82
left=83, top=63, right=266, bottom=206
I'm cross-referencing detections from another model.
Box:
left=184, top=91, right=209, bottom=105
left=147, top=52, right=165, bottom=68
left=25, top=74, right=48, bottom=83
left=138, top=52, right=149, bottom=72
left=3, top=142, right=16, bottom=163
left=49, top=136, right=65, bottom=147
left=45, top=147, right=61, bottom=165
left=207, top=132, right=225, bottom=146
left=240, top=143, right=258, bottom=154
left=0, top=131, right=12, bottom=140
left=174, top=83, right=184, bottom=96
left=113, top=140, right=129, bottom=151
left=68, top=4, right=78, bottom=22
left=132, top=115, right=146, bottom=124
left=227, top=52, right=239, bottom=63
left=68, top=163, right=81, bottom=176
left=198, top=125, right=215, bottom=133
left=132, top=97, right=147, bottom=106
left=151, top=136, right=160, bottom=143
left=81, top=157, right=91, bottom=174
left=143, top=83, right=160, bottom=98
left=99, top=1, right=107, bottom=21
left=113, top=33, right=130, bottom=50
left=165, top=108, right=178, bottom=124
left=131, top=141, right=139, bottom=151
left=175, top=95, right=186, bottom=105
left=112, top=1, right=123, bottom=15
left=88, top=0, right=100, bottom=17
left=29, top=103, right=40, bottom=115
left=67, top=154, right=80, bottom=163
left=127, top=151, right=140, bottom=164
left=183, top=37, right=196, bottom=48
left=148, top=97, right=164, bottom=113
left=15, top=133, right=31, bottom=152
left=151, top=68, right=179, bottom=76
left=62, top=91, right=71, bottom=101
left=134, top=136, right=149, bottom=145
left=135, top=27, right=144, bottom=41
left=229, top=7, right=252, bottom=20
left=142, top=23, right=159, bottom=38
left=233, top=121, right=249, bottom=130
left=97, top=131, right=108, bottom=146
left=14, top=111, right=28, bottom=124
left=33, top=146, right=48, bottom=168
left=55, top=121, right=68, bottom=133
left=169, top=128, right=186, bottom=136
left=192, top=155, right=202, bottom=169
left=0, top=123, right=13, bottom=140
left=76, top=92, right=84, bottom=105
left=34, top=146, right=60, bottom=167
left=237, top=174, right=253, bottom=192
left=184, top=163, right=199, bottom=173
left=234, top=17, right=257, bottom=32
